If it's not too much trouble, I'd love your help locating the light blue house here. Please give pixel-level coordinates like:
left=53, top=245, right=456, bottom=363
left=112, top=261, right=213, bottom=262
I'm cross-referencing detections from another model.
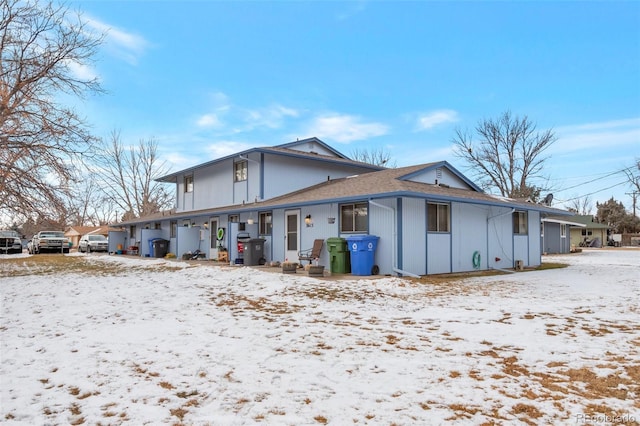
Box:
left=112, top=137, right=572, bottom=276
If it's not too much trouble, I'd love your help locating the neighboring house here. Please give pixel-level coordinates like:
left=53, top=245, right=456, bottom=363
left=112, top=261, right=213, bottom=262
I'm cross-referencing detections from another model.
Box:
left=113, top=137, right=572, bottom=276
left=541, top=217, right=586, bottom=254
left=566, top=215, right=610, bottom=248
left=65, top=226, right=110, bottom=249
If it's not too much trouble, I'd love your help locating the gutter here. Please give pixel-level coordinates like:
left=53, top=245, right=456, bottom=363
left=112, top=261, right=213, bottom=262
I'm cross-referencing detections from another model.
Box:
left=369, top=200, right=421, bottom=278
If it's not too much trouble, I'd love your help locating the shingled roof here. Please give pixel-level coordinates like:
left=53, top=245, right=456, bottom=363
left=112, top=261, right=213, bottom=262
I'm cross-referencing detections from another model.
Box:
left=118, top=162, right=571, bottom=225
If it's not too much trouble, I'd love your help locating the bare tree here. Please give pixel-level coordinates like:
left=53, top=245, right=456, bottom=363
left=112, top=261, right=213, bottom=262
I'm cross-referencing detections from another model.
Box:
left=94, top=131, right=173, bottom=219
left=64, top=176, right=102, bottom=226
left=0, top=0, right=104, bottom=221
left=567, top=194, right=593, bottom=215
left=350, top=147, right=396, bottom=167
left=452, top=111, right=556, bottom=200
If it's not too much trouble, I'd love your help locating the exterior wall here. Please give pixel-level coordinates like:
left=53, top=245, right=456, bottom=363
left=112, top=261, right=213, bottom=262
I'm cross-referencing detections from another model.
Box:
left=527, top=210, right=541, bottom=267
left=542, top=222, right=571, bottom=254
left=487, top=207, right=514, bottom=270
left=451, top=203, right=490, bottom=272
left=399, top=197, right=427, bottom=276
left=175, top=153, right=377, bottom=214
left=427, top=233, right=451, bottom=274
left=542, top=223, right=562, bottom=254
left=262, top=153, right=374, bottom=200
left=368, top=198, right=397, bottom=276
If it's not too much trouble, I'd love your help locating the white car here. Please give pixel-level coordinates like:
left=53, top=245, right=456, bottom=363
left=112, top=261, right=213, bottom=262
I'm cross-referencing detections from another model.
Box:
left=78, top=234, right=108, bottom=253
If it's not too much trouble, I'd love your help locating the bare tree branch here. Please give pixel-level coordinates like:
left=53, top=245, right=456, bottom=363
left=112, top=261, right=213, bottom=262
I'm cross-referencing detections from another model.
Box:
left=94, top=131, right=174, bottom=219
left=350, top=147, right=396, bottom=167
left=452, top=111, right=556, bottom=201
left=0, top=0, right=104, bottom=221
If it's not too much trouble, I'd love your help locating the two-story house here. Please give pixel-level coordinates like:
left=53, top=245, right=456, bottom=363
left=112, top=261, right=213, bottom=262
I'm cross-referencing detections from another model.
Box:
left=110, top=137, right=572, bottom=276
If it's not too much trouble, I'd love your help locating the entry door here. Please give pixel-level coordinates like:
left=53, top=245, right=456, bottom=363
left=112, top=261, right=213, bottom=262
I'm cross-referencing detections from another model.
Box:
left=285, top=210, right=300, bottom=262
left=210, top=217, right=219, bottom=250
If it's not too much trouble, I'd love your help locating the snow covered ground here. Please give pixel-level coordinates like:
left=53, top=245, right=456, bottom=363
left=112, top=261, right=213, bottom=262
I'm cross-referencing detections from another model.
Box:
left=1, top=249, right=639, bottom=425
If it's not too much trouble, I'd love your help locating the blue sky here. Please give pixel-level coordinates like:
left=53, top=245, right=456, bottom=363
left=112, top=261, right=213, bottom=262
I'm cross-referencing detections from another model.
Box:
left=71, top=0, right=639, bottom=214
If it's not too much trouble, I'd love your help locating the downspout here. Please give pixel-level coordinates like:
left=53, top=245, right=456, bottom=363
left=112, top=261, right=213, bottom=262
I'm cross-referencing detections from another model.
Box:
left=487, top=207, right=516, bottom=274
left=369, top=200, right=420, bottom=278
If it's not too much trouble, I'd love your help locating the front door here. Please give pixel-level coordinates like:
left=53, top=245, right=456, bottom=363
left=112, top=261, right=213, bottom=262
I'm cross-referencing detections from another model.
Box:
left=285, top=210, right=300, bottom=262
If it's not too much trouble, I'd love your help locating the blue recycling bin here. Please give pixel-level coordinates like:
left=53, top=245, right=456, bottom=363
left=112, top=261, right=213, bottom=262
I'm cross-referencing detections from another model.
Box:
left=345, top=235, right=379, bottom=276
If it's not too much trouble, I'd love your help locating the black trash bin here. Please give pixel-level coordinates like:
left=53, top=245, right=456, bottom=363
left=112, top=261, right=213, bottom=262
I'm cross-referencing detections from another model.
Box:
left=242, top=238, right=266, bottom=266
left=150, top=238, right=169, bottom=258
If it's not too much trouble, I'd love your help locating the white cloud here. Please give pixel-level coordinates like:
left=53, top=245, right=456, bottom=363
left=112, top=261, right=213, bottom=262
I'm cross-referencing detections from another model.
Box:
left=336, top=0, right=367, bottom=21
left=416, top=110, right=459, bottom=131
left=304, top=114, right=388, bottom=143
left=242, top=104, right=300, bottom=130
left=196, top=113, right=223, bottom=128
left=205, top=140, right=254, bottom=159
left=551, top=117, right=640, bottom=154
left=86, top=16, right=150, bottom=65
left=65, top=59, right=98, bottom=81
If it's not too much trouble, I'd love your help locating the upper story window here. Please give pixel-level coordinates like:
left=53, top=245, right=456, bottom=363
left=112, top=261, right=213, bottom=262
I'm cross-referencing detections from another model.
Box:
left=184, top=175, right=194, bottom=193
left=229, top=214, right=239, bottom=223
left=234, top=160, right=247, bottom=182
left=427, top=202, right=450, bottom=232
left=259, top=211, right=272, bottom=235
left=340, top=202, right=368, bottom=233
left=513, top=211, right=528, bottom=235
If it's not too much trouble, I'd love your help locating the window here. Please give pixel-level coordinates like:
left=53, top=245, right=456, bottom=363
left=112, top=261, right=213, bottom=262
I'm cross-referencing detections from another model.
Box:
left=427, top=202, right=450, bottom=232
left=561, top=224, right=566, bottom=238
left=170, top=221, right=177, bottom=238
left=184, top=175, right=194, bottom=193
left=340, top=202, right=368, bottom=233
left=513, top=211, right=528, bottom=235
left=154, top=222, right=161, bottom=230
left=234, top=160, right=247, bottom=182
left=229, top=214, right=239, bottom=223
left=259, top=211, right=272, bottom=235
left=129, top=225, right=136, bottom=239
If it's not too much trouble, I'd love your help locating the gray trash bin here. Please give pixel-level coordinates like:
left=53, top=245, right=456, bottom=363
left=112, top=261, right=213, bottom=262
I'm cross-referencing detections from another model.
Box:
left=150, top=238, right=169, bottom=258
left=242, top=238, right=266, bottom=266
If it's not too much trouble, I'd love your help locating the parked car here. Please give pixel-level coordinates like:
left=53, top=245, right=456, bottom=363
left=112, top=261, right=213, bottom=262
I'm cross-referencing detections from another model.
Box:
left=78, top=234, right=108, bottom=253
left=0, top=230, right=23, bottom=254
left=31, top=231, right=70, bottom=254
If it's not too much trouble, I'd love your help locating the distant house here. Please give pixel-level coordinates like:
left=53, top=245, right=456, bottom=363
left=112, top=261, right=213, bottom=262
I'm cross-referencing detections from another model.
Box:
left=112, top=137, right=573, bottom=276
left=566, top=215, right=610, bottom=248
left=65, top=226, right=110, bottom=249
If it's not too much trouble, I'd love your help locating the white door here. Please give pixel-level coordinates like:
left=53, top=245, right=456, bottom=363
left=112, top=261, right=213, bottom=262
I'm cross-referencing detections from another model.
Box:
left=285, top=210, right=300, bottom=262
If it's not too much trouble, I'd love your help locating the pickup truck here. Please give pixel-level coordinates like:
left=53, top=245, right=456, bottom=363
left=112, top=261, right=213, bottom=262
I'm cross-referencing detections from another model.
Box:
left=32, top=231, right=70, bottom=254
left=0, top=230, right=23, bottom=254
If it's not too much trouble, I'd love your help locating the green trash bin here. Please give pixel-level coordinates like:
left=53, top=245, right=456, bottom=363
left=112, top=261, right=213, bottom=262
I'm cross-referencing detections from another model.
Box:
left=326, top=237, right=351, bottom=274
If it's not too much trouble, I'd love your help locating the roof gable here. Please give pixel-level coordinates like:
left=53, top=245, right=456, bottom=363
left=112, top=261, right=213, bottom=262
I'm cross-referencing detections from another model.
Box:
left=275, top=137, right=349, bottom=158
left=398, top=161, right=482, bottom=192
